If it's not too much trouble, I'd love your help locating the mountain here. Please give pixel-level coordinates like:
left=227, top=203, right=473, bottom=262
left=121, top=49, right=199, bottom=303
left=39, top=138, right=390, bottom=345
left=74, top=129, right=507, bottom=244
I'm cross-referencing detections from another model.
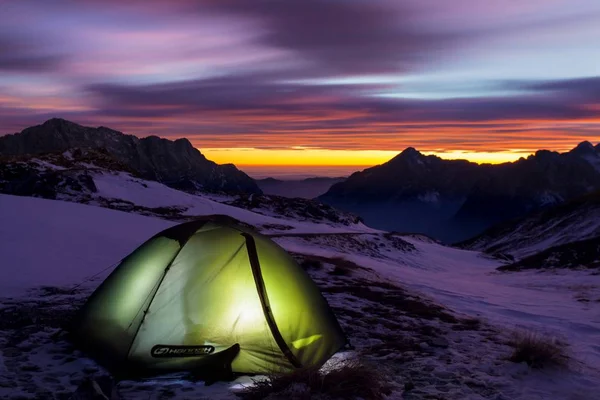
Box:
left=498, top=236, right=600, bottom=271
left=319, top=143, right=600, bottom=242
left=0, top=118, right=261, bottom=194
left=256, top=176, right=346, bottom=198
left=458, top=190, right=600, bottom=260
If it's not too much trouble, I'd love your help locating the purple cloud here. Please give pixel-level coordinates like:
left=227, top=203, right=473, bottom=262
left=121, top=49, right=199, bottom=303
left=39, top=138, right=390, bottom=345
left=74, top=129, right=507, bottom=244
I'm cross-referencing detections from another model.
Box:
left=0, top=35, right=65, bottom=73
left=1, top=0, right=599, bottom=154
left=199, top=0, right=456, bottom=75
left=520, top=77, right=600, bottom=102
left=84, top=73, right=599, bottom=129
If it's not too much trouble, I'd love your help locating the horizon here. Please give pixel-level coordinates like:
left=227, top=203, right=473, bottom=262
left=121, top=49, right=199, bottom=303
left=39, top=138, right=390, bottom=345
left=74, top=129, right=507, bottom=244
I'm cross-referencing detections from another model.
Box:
left=4, top=117, right=598, bottom=179
left=1, top=1, right=599, bottom=168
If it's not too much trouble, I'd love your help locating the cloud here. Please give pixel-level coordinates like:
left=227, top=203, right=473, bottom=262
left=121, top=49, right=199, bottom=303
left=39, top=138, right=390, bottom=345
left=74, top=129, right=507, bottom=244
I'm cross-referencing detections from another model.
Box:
left=85, top=73, right=599, bottom=125
left=0, top=35, right=66, bottom=73
left=1, top=0, right=598, bottom=154
left=198, top=0, right=456, bottom=75
left=519, top=77, right=600, bottom=102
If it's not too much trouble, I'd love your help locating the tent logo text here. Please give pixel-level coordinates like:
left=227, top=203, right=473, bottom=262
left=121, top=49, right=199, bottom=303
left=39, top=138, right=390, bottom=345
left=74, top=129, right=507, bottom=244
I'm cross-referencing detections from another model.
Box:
left=151, top=344, right=215, bottom=358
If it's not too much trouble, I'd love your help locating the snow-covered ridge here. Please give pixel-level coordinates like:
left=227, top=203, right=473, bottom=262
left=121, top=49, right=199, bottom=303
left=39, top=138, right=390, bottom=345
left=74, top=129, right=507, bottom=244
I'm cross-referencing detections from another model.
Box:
left=460, top=191, right=600, bottom=260
left=0, top=150, right=375, bottom=236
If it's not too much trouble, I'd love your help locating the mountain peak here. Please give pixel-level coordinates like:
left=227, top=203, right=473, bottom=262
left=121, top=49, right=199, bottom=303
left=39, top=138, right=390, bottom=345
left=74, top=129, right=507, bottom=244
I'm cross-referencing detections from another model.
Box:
left=42, top=117, right=78, bottom=127
left=570, top=141, right=596, bottom=155
left=385, top=147, right=426, bottom=167
left=401, top=147, right=420, bottom=156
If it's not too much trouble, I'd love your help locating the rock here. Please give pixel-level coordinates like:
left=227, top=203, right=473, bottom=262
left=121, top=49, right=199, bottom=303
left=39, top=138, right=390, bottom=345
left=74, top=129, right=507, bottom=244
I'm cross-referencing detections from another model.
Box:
left=20, top=364, right=41, bottom=372
left=435, top=370, right=455, bottom=380
left=430, top=337, right=450, bottom=348
left=70, top=378, right=121, bottom=400
left=508, top=362, right=530, bottom=377
left=42, top=375, right=61, bottom=384
left=0, top=377, right=16, bottom=388
left=83, top=366, right=99, bottom=374
left=3, top=347, right=20, bottom=357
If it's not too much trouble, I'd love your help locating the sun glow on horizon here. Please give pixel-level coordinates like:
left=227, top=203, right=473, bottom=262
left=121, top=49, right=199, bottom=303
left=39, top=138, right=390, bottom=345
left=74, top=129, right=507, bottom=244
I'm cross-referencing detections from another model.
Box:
left=200, top=147, right=532, bottom=167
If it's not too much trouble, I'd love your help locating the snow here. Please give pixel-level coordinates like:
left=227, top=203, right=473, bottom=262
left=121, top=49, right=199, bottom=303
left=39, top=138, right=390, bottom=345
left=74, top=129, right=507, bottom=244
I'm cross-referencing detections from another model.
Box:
left=0, top=194, right=174, bottom=296
left=466, top=206, right=600, bottom=260
left=30, top=158, right=66, bottom=171
left=538, top=191, right=563, bottom=206
left=417, top=191, right=440, bottom=203
left=92, top=170, right=377, bottom=235
left=276, top=233, right=600, bottom=399
left=1, top=193, right=599, bottom=398
left=584, top=154, right=600, bottom=173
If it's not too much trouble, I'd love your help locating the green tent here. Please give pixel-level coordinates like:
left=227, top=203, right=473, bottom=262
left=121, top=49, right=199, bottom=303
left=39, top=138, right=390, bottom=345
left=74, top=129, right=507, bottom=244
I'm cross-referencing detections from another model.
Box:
left=70, top=217, right=347, bottom=379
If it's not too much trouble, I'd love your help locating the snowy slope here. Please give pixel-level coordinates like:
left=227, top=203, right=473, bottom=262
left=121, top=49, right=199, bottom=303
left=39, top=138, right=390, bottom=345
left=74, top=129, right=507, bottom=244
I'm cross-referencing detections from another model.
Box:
left=1, top=195, right=599, bottom=399
left=460, top=192, right=600, bottom=260
left=1, top=152, right=374, bottom=235
left=91, top=170, right=375, bottom=235
left=277, top=233, right=600, bottom=399
left=0, top=194, right=174, bottom=296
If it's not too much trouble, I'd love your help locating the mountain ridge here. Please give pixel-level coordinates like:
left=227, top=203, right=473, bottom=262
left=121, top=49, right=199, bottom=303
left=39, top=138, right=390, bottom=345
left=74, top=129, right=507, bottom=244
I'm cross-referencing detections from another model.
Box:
left=458, top=190, right=600, bottom=260
left=320, top=142, right=600, bottom=242
left=0, top=118, right=261, bottom=194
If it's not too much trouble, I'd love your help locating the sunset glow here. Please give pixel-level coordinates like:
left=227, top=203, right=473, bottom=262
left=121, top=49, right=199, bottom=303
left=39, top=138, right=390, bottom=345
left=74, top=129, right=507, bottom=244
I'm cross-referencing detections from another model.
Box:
left=202, top=148, right=528, bottom=167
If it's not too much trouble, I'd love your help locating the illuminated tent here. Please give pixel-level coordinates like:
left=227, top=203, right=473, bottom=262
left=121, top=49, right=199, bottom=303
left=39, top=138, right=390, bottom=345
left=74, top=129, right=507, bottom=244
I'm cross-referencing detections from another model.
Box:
left=70, top=217, right=347, bottom=379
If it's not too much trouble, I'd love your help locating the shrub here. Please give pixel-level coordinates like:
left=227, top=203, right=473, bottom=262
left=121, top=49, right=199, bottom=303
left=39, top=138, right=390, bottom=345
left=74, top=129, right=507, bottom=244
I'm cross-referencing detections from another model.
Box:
left=508, top=331, right=569, bottom=369
left=240, top=359, right=391, bottom=400
left=329, top=257, right=360, bottom=276
left=300, top=258, right=324, bottom=271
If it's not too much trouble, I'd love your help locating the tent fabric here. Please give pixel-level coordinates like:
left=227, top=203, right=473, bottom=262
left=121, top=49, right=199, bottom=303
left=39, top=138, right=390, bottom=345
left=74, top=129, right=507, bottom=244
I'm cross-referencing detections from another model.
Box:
left=70, top=217, right=347, bottom=378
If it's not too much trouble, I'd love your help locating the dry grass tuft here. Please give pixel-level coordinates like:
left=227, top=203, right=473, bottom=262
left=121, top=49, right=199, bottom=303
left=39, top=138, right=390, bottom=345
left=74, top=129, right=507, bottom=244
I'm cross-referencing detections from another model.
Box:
left=240, top=359, right=391, bottom=400
left=508, top=331, right=569, bottom=369
left=300, top=258, right=324, bottom=271
left=328, top=257, right=362, bottom=276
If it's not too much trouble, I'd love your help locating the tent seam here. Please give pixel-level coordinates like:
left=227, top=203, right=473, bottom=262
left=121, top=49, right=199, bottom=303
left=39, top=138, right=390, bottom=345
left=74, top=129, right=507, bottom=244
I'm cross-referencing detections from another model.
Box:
left=242, top=233, right=303, bottom=369
left=124, top=223, right=206, bottom=363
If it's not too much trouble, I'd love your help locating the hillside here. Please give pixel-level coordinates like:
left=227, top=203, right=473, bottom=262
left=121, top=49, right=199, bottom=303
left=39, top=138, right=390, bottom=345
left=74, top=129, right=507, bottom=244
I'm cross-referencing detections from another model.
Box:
left=0, top=118, right=261, bottom=194
left=459, top=191, right=600, bottom=260
left=498, top=236, right=600, bottom=272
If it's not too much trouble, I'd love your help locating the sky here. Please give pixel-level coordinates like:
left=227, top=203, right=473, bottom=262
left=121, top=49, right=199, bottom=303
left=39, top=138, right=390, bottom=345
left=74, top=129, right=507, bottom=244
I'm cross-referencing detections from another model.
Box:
left=1, top=0, right=599, bottom=176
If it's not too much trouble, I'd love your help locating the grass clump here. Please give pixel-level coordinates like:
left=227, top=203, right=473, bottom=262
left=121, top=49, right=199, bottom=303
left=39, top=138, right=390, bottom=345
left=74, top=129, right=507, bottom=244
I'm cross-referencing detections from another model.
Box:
left=300, top=258, right=324, bottom=271
left=508, top=331, right=569, bottom=369
left=240, top=359, right=391, bottom=400
left=329, top=257, right=361, bottom=276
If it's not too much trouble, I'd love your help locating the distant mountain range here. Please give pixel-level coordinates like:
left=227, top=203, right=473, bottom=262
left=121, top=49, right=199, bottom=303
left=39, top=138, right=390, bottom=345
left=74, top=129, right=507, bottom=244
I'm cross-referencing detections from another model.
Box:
left=256, top=176, right=346, bottom=199
left=4, top=118, right=600, bottom=245
left=0, top=118, right=261, bottom=194
left=320, top=142, right=600, bottom=243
